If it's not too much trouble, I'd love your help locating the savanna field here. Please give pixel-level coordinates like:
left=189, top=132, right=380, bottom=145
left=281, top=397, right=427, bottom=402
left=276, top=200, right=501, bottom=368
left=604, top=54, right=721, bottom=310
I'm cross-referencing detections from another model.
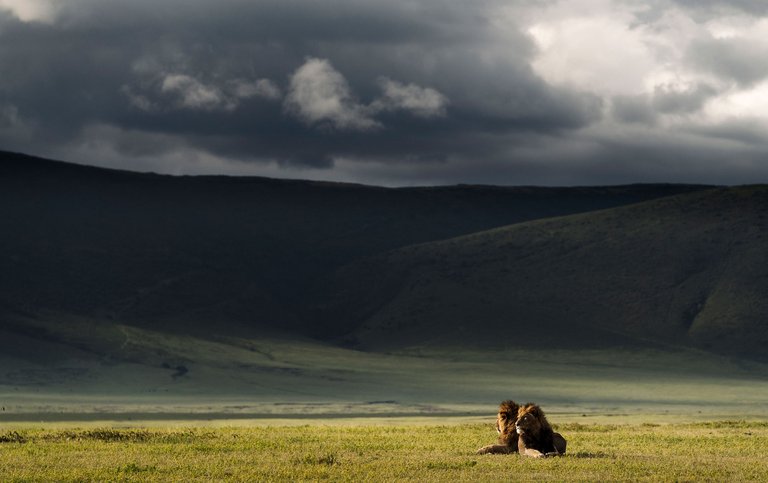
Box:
left=2, top=421, right=767, bottom=481
left=7, top=1, right=768, bottom=481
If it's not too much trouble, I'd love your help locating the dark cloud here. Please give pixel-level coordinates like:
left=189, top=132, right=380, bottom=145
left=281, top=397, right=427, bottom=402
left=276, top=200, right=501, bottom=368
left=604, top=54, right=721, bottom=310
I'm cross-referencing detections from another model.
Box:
left=1, top=0, right=768, bottom=185
left=0, top=0, right=603, bottom=174
left=683, top=119, right=768, bottom=145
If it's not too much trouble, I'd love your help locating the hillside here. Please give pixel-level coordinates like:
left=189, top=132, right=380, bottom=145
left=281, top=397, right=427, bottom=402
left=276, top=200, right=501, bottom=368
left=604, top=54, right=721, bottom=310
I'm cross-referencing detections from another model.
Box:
left=0, top=150, right=704, bottom=337
left=3, top=151, right=768, bottom=414
left=320, top=186, right=768, bottom=359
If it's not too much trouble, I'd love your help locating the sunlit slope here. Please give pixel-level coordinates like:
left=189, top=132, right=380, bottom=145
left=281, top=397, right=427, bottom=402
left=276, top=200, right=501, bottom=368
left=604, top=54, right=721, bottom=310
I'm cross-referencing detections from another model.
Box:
left=322, top=186, right=768, bottom=358
left=4, top=314, right=768, bottom=419
left=0, top=150, right=705, bottom=335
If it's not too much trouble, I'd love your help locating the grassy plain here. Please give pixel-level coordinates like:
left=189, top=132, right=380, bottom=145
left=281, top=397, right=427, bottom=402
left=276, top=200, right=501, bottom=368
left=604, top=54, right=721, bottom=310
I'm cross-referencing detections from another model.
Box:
left=3, top=334, right=767, bottom=480
left=4, top=329, right=768, bottom=420
left=1, top=421, right=767, bottom=481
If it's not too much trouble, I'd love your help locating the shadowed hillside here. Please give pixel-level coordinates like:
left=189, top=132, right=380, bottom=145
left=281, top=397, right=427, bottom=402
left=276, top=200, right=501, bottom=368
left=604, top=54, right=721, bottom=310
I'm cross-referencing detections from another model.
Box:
left=4, top=151, right=768, bottom=412
left=320, top=186, right=768, bottom=359
left=0, top=150, right=704, bottom=338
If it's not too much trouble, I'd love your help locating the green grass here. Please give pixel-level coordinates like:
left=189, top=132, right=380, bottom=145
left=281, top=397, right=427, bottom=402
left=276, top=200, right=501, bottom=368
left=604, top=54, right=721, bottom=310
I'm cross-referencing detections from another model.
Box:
left=2, top=421, right=767, bottom=481
left=4, top=339, right=768, bottom=427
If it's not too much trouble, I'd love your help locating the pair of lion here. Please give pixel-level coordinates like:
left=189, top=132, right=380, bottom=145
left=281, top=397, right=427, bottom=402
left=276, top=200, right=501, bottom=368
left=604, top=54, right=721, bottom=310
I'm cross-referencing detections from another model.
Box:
left=476, top=400, right=567, bottom=458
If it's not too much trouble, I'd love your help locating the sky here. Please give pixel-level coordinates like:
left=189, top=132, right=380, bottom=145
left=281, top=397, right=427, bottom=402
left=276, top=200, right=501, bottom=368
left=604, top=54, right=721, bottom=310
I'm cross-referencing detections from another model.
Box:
left=2, top=0, right=768, bottom=186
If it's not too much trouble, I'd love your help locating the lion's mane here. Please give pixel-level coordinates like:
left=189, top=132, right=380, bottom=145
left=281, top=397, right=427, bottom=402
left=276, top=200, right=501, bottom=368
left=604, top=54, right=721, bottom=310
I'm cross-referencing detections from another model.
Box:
left=515, top=403, right=567, bottom=457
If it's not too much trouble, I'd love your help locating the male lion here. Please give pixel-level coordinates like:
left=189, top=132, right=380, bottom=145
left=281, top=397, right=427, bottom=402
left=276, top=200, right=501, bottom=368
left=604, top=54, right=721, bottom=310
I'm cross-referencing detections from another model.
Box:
left=515, top=403, right=567, bottom=458
left=476, top=400, right=520, bottom=454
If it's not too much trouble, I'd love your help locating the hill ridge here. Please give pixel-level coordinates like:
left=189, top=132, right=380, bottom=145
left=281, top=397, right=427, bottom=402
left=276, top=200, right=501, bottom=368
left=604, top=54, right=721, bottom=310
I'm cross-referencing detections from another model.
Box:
left=2, top=149, right=718, bottom=192
left=4, top=149, right=752, bottom=371
left=316, top=185, right=768, bottom=359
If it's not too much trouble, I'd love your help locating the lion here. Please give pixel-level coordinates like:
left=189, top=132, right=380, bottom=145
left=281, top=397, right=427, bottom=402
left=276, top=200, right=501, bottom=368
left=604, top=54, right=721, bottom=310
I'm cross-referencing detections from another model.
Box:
left=514, top=403, right=567, bottom=458
left=476, top=400, right=520, bottom=454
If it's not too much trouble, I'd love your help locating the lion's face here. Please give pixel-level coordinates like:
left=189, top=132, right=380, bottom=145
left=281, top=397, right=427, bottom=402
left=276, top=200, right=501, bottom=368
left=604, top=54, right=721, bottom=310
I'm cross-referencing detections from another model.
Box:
left=515, top=405, right=544, bottom=436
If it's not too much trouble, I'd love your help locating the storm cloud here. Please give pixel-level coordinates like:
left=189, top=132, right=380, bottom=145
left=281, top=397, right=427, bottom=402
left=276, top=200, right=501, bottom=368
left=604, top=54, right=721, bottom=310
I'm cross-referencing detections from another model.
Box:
left=2, top=0, right=768, bottom=185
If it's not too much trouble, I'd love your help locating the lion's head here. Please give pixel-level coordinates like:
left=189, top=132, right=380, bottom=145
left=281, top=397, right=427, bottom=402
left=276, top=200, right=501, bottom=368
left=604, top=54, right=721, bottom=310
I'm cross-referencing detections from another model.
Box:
left=515, top=403, right=551, bottom=437
left=496, top=400, right=520, bottom=446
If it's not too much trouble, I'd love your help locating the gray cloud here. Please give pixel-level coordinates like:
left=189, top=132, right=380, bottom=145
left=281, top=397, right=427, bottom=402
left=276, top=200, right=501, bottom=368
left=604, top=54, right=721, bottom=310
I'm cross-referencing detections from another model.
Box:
left=233, top=79, right=281, bottom=101
left=160, top=74, right=234, bottom=111
left=670, top=0, right=768, bottom=16
left=1, top=0, right=768, bottom=185
left=687, top=37, right=768, bottom=87
left=612, top=83, right=719, bottom=125
left=683, top=119, right=768, bottom=145
left=374, top=78, right=448, bottom=118
left=651, top=83, right=718, bottom=114
left=0, top=1, right=598, bottom=167
left=284, top=57, right=380, bottom=131
left=283, top=58, right=449, bottom=131
left=612, top=95, right=657, bottom=125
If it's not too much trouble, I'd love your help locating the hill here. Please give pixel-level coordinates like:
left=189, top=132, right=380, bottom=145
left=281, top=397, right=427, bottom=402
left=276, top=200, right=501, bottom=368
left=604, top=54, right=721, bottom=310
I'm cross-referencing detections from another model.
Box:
left=0, top=150, right=704, bottom=336
left=3, top=150, right=768, bottom=416
left=319, top=186, right=768, bottom=359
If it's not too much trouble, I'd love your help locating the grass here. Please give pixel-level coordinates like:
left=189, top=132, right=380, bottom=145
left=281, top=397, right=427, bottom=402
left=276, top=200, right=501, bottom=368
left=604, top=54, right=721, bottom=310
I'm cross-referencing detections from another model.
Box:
left=3, top=328, right=768, bottom=480
left=4, top=327, right=768, bottom=422
left=1, top=421, right=767, bottom=481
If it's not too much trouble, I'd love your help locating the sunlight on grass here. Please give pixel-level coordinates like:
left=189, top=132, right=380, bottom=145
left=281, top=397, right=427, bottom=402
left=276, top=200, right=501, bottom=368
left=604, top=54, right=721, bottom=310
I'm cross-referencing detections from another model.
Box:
left=1, top=422, right=767, bottom=481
